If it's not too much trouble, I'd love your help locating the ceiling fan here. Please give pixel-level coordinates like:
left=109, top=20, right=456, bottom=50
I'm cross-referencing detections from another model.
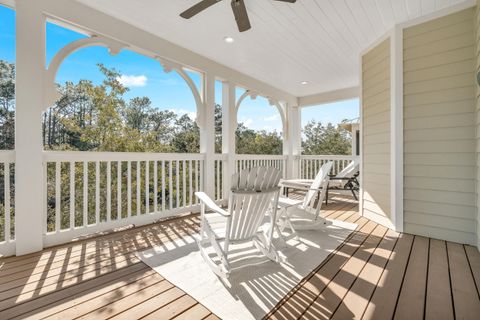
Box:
left=180, top=0, right=297, bottom=32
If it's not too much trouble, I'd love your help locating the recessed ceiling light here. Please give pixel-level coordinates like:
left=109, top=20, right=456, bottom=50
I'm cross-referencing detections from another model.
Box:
left=301, top=81, right=308, bottom=85
left=224, top=36, right=234, bottom=43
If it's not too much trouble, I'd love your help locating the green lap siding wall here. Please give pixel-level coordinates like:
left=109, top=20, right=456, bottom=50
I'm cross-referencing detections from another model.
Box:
left=362, top=39, right=392, bottom=227
left=403, top=8, right=477, bottom=245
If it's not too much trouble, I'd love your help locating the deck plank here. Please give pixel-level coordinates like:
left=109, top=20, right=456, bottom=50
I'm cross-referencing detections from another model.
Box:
left=302, top=225, right=388, bottom=319
left=141, top=295, right=198, bottom=320
left=170, top=304, right=212, bottom=320
left=425, top=239, right=454, bottom=320
left=464, top=245, right=480, bottom=296
left=361, top=233, right=414, bottom=319
left=393, top=236, right=430, bottom=319
left=331, top=228, right=399, bottom=319
left=1, top=263, right=152, bottom=319
left=76, top=281, right=177, bottom=319
left=0, top=222, right=199, bottom=307
left=107, top=288, right=185, bottom=320
left=447, top=242, right=480, bottom=319
left=268, top=216, right=375, bottom=319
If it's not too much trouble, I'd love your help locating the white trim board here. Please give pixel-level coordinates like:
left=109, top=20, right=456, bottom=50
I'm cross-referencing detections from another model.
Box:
left=298, top=86, right=359, bottom=108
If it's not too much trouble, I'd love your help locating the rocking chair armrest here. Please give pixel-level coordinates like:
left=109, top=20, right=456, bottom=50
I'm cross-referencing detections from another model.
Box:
left=195, top=192, right=230, bottom=217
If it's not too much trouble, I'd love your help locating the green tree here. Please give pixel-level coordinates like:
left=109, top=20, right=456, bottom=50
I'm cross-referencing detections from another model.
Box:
left=0, top=61, right=15, bottom=150
left=302, top=120, right=351, bottom=155
left=171, top=114, right=200, bottom=153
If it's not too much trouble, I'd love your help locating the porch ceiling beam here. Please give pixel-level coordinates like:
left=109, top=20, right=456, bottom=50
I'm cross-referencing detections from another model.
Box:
left=33, top=0, right=297, bottom=106
left=298, top=86, right=359, bottom=108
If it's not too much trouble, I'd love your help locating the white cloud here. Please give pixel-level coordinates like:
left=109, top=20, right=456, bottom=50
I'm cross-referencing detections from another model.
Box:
left=117, top=74, right=148, bottom=87
left=170, top=108, right=196, bottom=120
left=243, top=118, right=253, bottom=127
left=264, top=114, right=279, bottom=122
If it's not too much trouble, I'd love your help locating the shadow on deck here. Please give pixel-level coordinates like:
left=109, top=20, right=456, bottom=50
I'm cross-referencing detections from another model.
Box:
left=0, top=193, right=478, bottom=319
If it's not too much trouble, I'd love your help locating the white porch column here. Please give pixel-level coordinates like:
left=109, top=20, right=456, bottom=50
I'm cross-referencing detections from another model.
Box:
left=285, top=104, right=301, bottom=179
left=15, top=0, right=45, bottom=255
left=200, top=73, right=216, bottom=198
left=222, top=81, right=236, bottom=198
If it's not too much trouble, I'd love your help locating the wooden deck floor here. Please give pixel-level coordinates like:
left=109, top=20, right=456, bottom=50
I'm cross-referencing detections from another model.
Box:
left=0, top=195, right=479, bottom=319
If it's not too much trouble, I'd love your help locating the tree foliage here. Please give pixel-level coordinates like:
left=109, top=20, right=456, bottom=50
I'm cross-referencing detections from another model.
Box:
left=302, top=120, right=351, bottom=155
left=0, top=60, right=351, bottom=156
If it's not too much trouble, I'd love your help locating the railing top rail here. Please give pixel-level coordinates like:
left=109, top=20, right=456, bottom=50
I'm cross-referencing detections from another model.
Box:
left=0, top=150, right=15, bottom=162
left=235, top=154, right=287, bottom=160
left=43, top=151, right=206, bottom=162
left=212, top=154, right=228, bottom=160
left=298, top=155, right=359, bottom=160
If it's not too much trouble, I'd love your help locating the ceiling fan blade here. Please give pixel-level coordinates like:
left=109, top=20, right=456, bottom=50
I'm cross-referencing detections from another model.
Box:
left=273, top=0, right=296, bottom=2
left=180, top=0, right=222, bottom=19
left=231, top=0, right=251, bottom=32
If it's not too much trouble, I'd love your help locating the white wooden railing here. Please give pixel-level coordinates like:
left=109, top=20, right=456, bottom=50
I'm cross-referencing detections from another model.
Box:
left=0, top=150, right=15, bottom=256
left=43, top=151, right=205, bottom=247
left=0, top=151, right=359, bottom=256
left=299, top=155, right=359, bottom=179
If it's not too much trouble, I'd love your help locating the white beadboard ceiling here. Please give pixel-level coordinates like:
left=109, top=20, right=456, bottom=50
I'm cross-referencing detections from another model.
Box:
left=77, top=0, right=470, bottom=97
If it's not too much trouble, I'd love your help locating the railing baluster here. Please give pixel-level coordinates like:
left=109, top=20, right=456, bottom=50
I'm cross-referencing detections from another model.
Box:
left=107, top=161, right=111, bottom=222
left=154, top=160, right=158, bottom=213
left=200, top=160, right=204, bottom=196
left=117, top=161, right=122, bottom=219
left=136, top=161, right=141, bottom=216
left=4, top=162, right=10, bottom=241
left=169, top=161, right=173, bottom=210
left=195, top=160, right=199, bottom=204
left=127, top=161, right=131, bottom=218
left=55, top=161, right=61, bottom=232
left=182, top=160, right=186, bottom=208
left=95, top=161, right=100, bottom=224
left=216, top=160, right=220, bottom=200
left=43, top=161, right=47, bottom=233
left=189, top=160, right=193, bottom=206
left=69, top=161, right=75, bottom=229
left=83, top=161, right=88, bottom=227
left=176, top=160, right=180, bottom=208
left=145, top=160, right=149, bottom=214
left=162, top=161, right=166, bottom=211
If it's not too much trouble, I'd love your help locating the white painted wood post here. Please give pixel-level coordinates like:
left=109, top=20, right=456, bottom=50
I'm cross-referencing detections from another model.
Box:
left=15, top=0, right=45, bottom=255
left=200, top=73, right=216, bottom=198
left=222, top=81, right=236, bottom=199
left=286, top=104, right=301, bottom=179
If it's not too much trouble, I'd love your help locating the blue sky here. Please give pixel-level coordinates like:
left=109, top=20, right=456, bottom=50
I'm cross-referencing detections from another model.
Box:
left=0, top=5, right=359, bottom=133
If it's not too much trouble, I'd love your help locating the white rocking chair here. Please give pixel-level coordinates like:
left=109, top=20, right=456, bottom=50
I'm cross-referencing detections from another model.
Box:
left=195, top=166, right=282, bottom=278
left=278, top=161, right=334, bottom=233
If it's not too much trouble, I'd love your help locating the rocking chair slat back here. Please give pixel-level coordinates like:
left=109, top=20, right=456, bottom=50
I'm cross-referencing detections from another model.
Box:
left=228, top=167, right=281, bottom=241
left=302, top=161, right=334, bottom=210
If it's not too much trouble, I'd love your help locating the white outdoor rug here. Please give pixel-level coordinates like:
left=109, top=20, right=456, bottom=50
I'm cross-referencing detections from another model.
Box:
left=136, top=219, right=357, bottom=320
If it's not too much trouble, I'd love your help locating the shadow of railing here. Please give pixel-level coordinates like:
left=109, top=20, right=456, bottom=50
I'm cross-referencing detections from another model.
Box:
left=0, top=215, right=201, bottom=318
